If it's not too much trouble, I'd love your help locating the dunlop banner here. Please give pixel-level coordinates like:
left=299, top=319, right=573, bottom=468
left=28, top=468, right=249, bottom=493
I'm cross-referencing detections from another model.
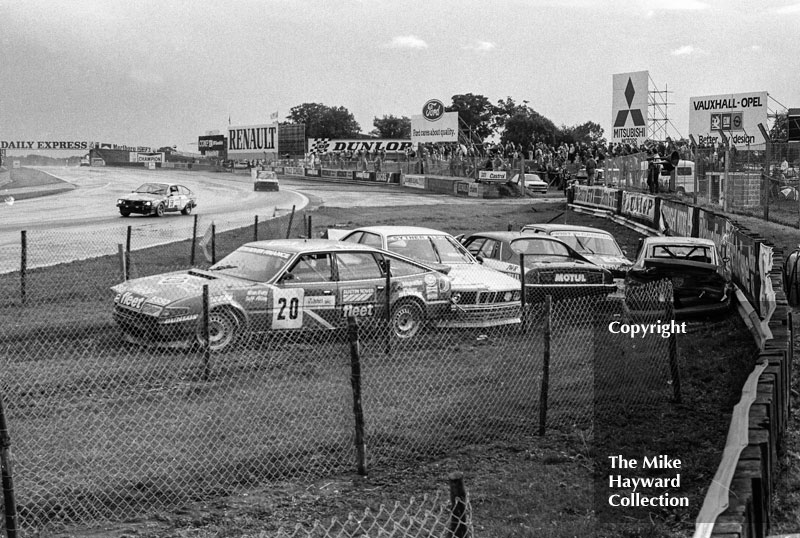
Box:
left=621, top=191, right=658, bottom=228
left=573, top=185, right=620, bottom=212
left=658, top=200, right=695, bottom=237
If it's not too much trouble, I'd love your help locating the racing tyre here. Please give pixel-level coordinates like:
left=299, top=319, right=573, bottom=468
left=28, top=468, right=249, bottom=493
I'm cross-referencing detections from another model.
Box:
left=119, top=210, right=131, bottom=217
left=391, top=300, right=424, bottom=339
left=197, top=308, right=241, bottom=351
left=155, top=203, right=165, bottom=217
left=181, top=203, right=193, bottom=216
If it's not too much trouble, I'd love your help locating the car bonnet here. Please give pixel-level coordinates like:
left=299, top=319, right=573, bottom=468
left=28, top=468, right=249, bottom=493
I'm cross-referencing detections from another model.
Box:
left=446, top=265, right=520, bottom=291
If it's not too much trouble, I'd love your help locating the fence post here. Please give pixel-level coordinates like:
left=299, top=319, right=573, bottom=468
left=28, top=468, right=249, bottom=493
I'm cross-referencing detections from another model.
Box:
left=763, top=138, right=771, bottom=222
left=519, top=254, right=526, bottom=329
left=667, top=296, right=682, bottom=403
left=539, top=294, right=552, bottom=436
left=307, top=214, right=313, bottom=239
left=0, top=391, right=18, bottom=538
left=19, top=231, right=26, bottom=306
left=253, top=215, right=259, bottom=242
left=190, top=214, right=198, bottom=266
left=384, top=259, right=391, bottom=355
left=348, top=316, right=367, bottom=475
left=448, top=471, right=468, bottom=538
left=125, top=226, right=132, bottom=281
left=202, top=284, right=211, bottom=381
left=117, top=244, right=126, bottom=281
left=211, top=223, right=216, bottom=265
left=285, top=205, right=296, bottom=239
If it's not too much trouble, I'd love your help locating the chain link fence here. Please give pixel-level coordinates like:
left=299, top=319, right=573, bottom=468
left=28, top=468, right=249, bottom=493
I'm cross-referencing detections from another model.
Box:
left=0, top=211, right=676, bottom=535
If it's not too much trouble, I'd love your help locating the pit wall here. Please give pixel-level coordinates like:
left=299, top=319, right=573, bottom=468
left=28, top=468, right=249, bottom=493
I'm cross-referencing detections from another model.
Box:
left=272, top=165, right=504, bottom=198
left=570, top=184, right=790, bottom=538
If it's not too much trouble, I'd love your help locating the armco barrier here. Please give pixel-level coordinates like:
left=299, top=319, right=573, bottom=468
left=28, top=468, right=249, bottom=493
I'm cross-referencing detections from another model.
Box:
left=570, top=184, right=789, bottom=537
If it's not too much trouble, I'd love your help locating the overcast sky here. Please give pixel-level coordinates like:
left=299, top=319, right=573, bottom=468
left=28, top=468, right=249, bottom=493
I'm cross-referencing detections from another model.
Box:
left=2, top=0, right=799, bottom=154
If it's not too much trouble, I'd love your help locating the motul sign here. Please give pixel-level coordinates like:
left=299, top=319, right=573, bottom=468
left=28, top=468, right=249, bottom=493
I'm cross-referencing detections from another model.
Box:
left=554, top=273, right=587, bottom=283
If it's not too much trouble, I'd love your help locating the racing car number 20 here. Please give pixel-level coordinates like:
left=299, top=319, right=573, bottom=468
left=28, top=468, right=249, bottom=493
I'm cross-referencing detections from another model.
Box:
left=272, top=288, right=303, bottom=329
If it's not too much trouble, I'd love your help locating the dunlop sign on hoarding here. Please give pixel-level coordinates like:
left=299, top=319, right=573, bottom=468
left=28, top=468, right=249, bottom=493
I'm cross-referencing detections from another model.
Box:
left=688, top=91, right=768, bottom=147
left=621, top=191, right=657, bottom=223
left=307, top=138, right=413, bottom=155
left=228, top=123, right=278, bottom=156
left=611, top=71, right=649, bottom=146
left=411, top=99, right=459, bottom=144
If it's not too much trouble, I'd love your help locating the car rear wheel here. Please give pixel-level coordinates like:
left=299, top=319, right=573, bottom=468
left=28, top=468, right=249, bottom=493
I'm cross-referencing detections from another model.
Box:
left=155, top=203, right=165, bottom=217
left=119, top=210, right=131, bottom=217
left=391, top=300, right=424, bottom=339
left=181, top=203, right=193, bottom=215
left=197, top=308, right=241, bottom=351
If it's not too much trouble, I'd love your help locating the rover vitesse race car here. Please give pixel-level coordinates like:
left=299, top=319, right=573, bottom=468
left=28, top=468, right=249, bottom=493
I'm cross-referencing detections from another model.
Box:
left=112, top=239, right=452, bottom=351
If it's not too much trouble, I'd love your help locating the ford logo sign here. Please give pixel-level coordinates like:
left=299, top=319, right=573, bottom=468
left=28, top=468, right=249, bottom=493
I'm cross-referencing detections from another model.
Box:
left=422, top=99, right=444, bottom=121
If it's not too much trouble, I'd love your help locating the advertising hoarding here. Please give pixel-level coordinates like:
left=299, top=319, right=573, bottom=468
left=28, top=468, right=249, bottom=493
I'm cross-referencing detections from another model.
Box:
left=308, top=139, right=413, bottom=155
left=688, top=91, right=768, bottom=147
left=611, top=71, right=649, bottom=146
left=411, top=99, right=459, bottom=144
left=228, top=123, right=278, bottom=157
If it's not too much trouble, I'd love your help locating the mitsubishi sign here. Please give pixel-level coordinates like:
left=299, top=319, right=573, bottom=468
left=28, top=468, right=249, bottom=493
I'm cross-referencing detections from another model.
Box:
left=612, top=71, right=649, bottom=146
left=689, top=91, right=768, bottom=147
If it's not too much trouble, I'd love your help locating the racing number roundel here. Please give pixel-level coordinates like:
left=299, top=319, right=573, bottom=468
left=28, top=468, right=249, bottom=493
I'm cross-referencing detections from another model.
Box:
left=272, top=288, right=304, bottom=329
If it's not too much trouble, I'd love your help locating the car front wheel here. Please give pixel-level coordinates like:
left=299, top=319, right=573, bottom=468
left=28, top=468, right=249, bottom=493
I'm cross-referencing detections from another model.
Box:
left=197, top=308, right=241, bottom=351
left=391, top=300, right=425, bottom=339
left=155, top=203, right=165, bottom=217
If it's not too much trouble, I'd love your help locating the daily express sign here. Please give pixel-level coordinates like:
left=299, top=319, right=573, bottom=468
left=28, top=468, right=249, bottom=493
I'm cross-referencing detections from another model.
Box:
left=688, top=91, right=768, bottom=147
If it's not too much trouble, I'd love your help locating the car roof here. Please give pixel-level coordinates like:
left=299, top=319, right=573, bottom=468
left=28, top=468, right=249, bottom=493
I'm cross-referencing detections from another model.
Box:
left=350, top=226, right=452, bottom=236
left=466, top=231, right=524, bottom=242
left=243, top=239, right=380, bottom=254
left=642, top=236, right=716, bottom=247
left=521, top=224, right=613, bottom=235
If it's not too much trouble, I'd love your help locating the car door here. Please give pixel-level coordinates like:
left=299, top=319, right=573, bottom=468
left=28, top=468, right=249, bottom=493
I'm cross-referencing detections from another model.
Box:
left=166, top=185, right=182, bottom=211
left=333, top=250, right=386, bottom=326
left=275, top=252, right=338, bottom=330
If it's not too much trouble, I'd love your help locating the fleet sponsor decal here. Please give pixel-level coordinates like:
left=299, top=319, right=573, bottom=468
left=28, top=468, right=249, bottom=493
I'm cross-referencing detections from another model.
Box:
left=621, top=192, right=657, bottom=222
left=689, top=91, right=768, bottom=147
left=403, top=175, right=426, bottom=189
left=342, top=287, right=375, bottom=303
left=272, top=288, right=304, bottom=329
left=478, top=171, right=507, bottom=182
left=304, top=295, right=336, bottom=308
left=554, top=273, right=587, bottom=283
left=342, top=303, right=375, bottom=317
left=228, top=123, right=278, bottom=154
left=307, top=138, right=413, bottom=155
left=238, top=246, right=291, bottom=258
left=115, top=291, right=148, bottom=310
left=612, top=71, right=649, bottom=145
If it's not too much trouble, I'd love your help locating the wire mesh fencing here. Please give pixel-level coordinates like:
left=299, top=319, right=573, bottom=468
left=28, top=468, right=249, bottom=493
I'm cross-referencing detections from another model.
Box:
left=0, top=214, right=679, bottom=535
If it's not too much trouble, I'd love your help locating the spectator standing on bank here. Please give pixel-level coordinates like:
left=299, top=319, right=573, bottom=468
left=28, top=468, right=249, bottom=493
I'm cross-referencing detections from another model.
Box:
left=585, top=152, right=597, bottom=186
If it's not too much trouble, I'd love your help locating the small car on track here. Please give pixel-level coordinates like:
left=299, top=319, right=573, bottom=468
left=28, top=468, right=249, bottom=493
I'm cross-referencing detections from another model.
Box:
left=111, top=239, right=453, bottom=350
left=117, top=182, right=197, bottom=217
left=624, top=236, right=732, bottom=318
left=340, top=226, right=522, bottom=328
left=462, top=231, right=616, bottom=302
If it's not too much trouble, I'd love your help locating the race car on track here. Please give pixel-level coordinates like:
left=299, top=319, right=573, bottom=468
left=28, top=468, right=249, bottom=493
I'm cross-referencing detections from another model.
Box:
left=117, top=183, right=197, bottom=217
left=625, top=236, right=733, bottom=318
left=462, top=231, right=616, bottom=302
left=520, top=224, right=632, bottom=291
left=111, top=239, right=452, bottom=350
left=340, top=226, right=522, bottom=328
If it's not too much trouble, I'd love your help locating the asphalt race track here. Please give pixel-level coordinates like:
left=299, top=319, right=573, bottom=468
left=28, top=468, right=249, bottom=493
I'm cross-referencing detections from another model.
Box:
left=0, top=167, right=543, bottom=273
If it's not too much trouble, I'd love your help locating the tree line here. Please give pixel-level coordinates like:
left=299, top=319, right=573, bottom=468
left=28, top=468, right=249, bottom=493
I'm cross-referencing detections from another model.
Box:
left=285, top=93, right=605, bottom=149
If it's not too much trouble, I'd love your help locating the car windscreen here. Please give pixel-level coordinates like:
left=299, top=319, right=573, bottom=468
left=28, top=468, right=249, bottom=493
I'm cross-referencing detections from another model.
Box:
left=134, top=183, right=168, bottom=195
left=208, top=246, right=292, bottom=282
left=550, top=231, right=623, bottom=256
left=648, top=244, right=715, bottom=264
left=510, top=238, right=571, bottom=257
left=386, top=235, right=473, bottom=265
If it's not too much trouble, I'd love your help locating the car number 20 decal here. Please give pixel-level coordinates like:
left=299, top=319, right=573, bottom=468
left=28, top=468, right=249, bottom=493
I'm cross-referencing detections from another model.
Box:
left=272, top=288, right=304, bottom=329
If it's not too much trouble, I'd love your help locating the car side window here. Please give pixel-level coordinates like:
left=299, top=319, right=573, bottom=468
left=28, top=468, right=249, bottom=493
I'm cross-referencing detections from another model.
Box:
left=170, top=186, right=179, bottom=194
left=383, top=256, right=427, bottom=277
left=286, top=253, right=333, bottom=282
left=342, top=232, right=362, bottom=243
left=335, top=252, right=383, bottom=281
left=359, top=232, right=383, bottom=248
left=464, top=237, right=486, bottom=257
left=477, top=239, right=499, bottom=260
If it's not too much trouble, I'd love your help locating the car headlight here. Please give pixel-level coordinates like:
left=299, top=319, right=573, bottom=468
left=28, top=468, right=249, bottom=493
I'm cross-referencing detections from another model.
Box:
left=439, top=277, right=451, bottom=293
left=512, top=290, right=521, bottom=301
left=160, top=306, right=190, bottom=318
left=144, top=201, right=152, bottom=206
left=140, top=303, right=163, bottom=316
left=503, top=291, right=512, bottom=302
left=451, top=292, right=461, bottom=304
left=117, top=199, right=123, bottom=205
